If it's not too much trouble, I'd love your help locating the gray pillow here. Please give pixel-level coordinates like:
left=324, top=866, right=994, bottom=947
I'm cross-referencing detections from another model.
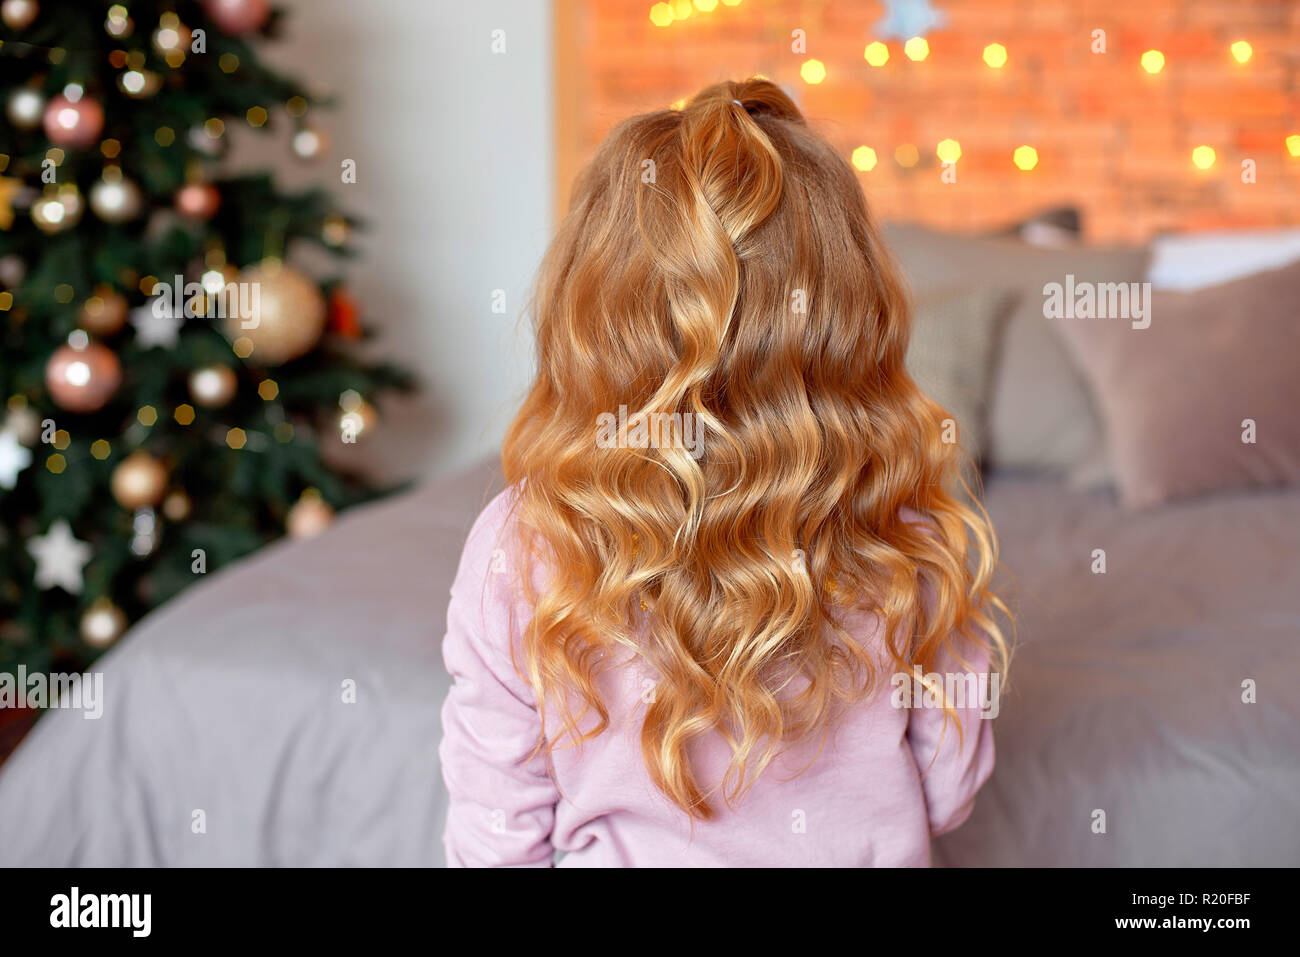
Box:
left=883, top=222, right=1151, bottom=476
left=906, top=286, right=1016, bottom=464
left=1055, top=259, right=1300, bottom=508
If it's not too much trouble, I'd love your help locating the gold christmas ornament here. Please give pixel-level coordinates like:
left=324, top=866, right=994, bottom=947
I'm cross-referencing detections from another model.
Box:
left=45, top=331, right=121, bottom=412
left=80, top=596, right=128, bottom=647
left=162, top=489, right=192, bottom=522
left=222, top=262, right=326, bottom=365
left=286, top=490, right=334, bottom=539
left=110, top=450, right=168, bottom=509
left=117, top=69, right=162, bottom=99
left=78, top=286, right=129, bottom=336
left=1, top=0, right=39, bottom=31
left=89, top=169, right=144, bottom=223
left=31, top=185, right=83, bottom=233
left=321, top=214, right=350, bottom=246
left=152, top=13, right=192, bottom=55
left=188, top=364, right=237, bottom=407
left=0, top=176, right=19, bottom=231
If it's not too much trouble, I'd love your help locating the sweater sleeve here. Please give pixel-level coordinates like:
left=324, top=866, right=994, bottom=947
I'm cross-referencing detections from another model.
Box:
left=897, top=507, right=998, bottom=837
left=904, top=631, right=998, bottom=837
left=439, top=494, right=558, bottom=867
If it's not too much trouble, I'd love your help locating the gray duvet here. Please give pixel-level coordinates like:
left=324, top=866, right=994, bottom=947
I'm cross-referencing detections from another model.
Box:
left=1, top=461, right=1297, bottom=866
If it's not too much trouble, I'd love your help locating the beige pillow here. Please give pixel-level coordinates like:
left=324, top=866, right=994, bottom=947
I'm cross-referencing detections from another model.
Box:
left=905, top=286, right=1015, bottom=464
left=1055, top=259, right=1300, bottom=508
left=884, top=223, right=1150, bottom=476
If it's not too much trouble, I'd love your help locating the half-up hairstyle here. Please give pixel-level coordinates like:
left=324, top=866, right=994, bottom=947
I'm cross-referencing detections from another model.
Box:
left=501, top=78, right=1011, bottom=819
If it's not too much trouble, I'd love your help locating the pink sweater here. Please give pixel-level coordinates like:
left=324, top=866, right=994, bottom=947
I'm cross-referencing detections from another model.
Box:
left=439, top=488, right=996, bottom=867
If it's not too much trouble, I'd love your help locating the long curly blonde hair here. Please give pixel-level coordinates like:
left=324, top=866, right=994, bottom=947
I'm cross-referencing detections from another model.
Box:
left=501, top=78, right=1010, bottom=819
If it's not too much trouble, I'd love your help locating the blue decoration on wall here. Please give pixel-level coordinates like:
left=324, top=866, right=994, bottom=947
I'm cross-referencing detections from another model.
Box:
left=874, top=0, right=947, bottom=40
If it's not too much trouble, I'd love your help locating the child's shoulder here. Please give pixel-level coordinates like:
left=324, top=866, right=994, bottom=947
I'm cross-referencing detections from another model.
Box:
left=454, top=483, right=537, bottom=592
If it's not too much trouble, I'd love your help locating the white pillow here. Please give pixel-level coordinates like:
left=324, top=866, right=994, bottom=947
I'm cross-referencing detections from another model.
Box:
left=1146, top=228, right=1300, bottom=291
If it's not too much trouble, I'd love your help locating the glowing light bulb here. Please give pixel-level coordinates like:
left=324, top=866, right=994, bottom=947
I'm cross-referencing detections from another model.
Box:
left=1287, top=134, right=1300, bottom=158
left=649, top=2, right=674, bottom=26
left=864, top=41, right=889, bottom=67
left=1141, top=49, right=1165, bottom=74
left=801, top=58, right=826, bottom=84
left=895, top=143, right=919, bottom=167
left=851, top=146, right=878, bottom=171
left=1192, top=145, right=1216, bottom=169
left=1013, top=145, right=1038, bottom=171
left=936, top=138, right=962, bottom=163
left=904, top=36, right=929, bottom=61
left=983, top=43, right=1007, bottom=69
left=1230, top=40, right=1252, bottom=63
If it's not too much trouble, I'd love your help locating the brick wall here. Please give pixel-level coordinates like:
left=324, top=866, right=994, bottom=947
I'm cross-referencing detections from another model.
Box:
left=556, top=0, right=1300, bottom=241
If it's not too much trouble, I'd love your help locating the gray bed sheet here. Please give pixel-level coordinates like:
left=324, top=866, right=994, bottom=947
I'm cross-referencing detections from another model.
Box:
left=0, top=462, right=1296, bottom=866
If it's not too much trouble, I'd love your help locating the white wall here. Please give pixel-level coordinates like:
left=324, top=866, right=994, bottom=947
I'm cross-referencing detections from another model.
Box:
left=233, top=0, right=552, bottom=482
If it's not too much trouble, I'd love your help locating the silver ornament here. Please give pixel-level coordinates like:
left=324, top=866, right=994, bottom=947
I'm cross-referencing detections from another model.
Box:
left=90, top=172, right=144, bottom=223
left=6, top=88, right=45, bottom=129
left=1, top=0, right=39, bottom=31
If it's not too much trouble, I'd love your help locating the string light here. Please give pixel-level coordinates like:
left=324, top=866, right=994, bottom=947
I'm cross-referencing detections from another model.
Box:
left=851, top=146, right=878, bottom=171
left=864, top=41, right=889, bottom=67
left=1287, top=134, right=1300, bottom=158
left=1141, top=49, right=1165, bottom=74
left=649, top=2, right=673, bottom=26
left=936, top=139, right=961, bottom=163
left=1192, top=145, right=1216, bottom=169
left=895, top=143, right=919, bottom=167
left=1230, top=40, right=1252, bottom=63
left=800, top=58, right=826, bottom=84
left=904, top=37, right=929, bottom=61
left=982, top=43, right=1007, bottom=69
left=1013, top=145, right=1038, bottom=171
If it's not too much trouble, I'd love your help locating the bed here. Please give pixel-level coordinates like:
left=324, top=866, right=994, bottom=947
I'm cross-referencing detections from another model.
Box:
left=1, top=457, right=1296, bottom=866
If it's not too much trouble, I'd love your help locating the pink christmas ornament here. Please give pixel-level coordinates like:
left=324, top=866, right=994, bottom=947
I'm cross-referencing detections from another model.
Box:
left=203, top=0, right=270, bottom=35
left=175, top=182, right=222, bottom=221
left=43, top=91, right=104, bottom=149
left=45, top=336, right=122, bottom=413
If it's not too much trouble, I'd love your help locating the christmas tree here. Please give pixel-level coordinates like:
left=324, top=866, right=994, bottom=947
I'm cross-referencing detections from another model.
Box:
left=0, top=0, right=412, bottom=673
